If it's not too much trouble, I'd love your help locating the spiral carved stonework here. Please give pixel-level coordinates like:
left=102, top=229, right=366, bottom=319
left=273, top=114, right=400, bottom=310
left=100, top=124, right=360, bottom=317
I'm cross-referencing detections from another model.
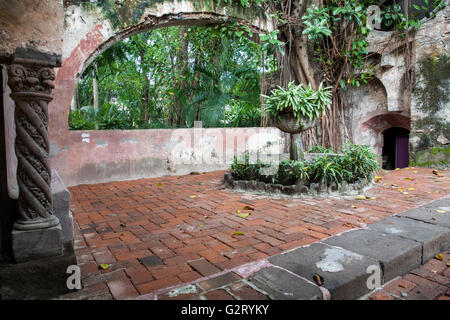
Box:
left=7, top=63, right=60, bottom=230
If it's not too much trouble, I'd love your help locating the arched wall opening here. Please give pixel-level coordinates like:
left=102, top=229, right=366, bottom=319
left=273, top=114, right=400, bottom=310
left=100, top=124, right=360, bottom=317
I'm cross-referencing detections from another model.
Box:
left=358, top=112, right=411, bottom=165
left=48, top=1, right=283, bottom=187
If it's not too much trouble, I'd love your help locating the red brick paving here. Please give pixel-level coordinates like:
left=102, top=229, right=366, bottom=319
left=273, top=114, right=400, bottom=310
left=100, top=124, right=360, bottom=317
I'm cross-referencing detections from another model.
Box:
left=59, top=167, right=449, bottom=300
left=367, top=248, right=450, bottom=300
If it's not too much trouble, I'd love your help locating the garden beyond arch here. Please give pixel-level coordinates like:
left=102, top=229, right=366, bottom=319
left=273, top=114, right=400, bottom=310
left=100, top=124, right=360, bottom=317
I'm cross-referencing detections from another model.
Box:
left=48, top=0, right=280, bottom=186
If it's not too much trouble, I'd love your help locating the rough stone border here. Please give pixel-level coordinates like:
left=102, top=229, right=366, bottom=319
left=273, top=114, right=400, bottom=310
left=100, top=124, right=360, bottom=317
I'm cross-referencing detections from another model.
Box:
left=223, top=172, right=373, bottom=197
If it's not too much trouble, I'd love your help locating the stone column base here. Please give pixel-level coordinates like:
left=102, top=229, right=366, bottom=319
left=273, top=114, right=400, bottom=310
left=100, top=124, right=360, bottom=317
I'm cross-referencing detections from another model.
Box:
left=12, top=225, right=63, bottom=263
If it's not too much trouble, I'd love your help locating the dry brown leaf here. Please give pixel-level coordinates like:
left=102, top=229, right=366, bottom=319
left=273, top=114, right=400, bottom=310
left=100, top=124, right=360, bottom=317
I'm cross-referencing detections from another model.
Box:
left=313, top=273, right=324, bottom=286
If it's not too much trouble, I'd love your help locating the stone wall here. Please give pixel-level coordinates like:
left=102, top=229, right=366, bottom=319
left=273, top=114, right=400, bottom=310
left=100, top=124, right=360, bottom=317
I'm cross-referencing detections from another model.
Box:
left=0, top=0, right=63, bottom=58
left=51, top=127, right=289, bottom=186
left=409, top=7, right=450, bottom=168
left=345, top=7, right=449, bottom=168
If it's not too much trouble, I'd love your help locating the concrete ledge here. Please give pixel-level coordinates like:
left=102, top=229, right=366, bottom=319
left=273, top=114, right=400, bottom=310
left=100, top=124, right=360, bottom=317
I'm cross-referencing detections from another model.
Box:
left=369, top=216, right=450, bottom=263
left=268, top=242, right=380, bottom=300
left=250, top=267, right=323, bottom=300
left=323, top=229, right=422, bottom=282
left=398, top=196, right=450, bottom=229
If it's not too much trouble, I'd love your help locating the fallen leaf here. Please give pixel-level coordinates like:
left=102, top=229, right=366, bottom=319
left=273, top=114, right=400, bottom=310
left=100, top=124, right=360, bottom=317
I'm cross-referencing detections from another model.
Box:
left=351, top=205, right=357, bottom=208
left=402, top=192, right=409, bottom=195
left=413, top=171, right=418, bottom=174
left=156, top=183, right=163, bottom=187
left=446, top=263, right=450, bottom=267
left=200, top=224, right=204, bottom=228
left=374, top=176, right=382, bottom=183
left=189, top=195, right=197, bottom=198
left=313, top=273, right=324, bottom=286
left=355, top=195, right=366, bottom=200
left=99, top=264, right=110, bottom=270
left=383, top=182, right=388, bottom=186
left=203, top=215, right=209, bottom=219
left=405, top=167, right=410, bottom=170
left=368, top=197, right=376, bottom=200
left=408, top=187, right=415, bottom=191
left=237, top=213, right=250, bottom=219
left=120, top=223, right=127, bottom=228
left=233, top=231, right=245, bottom=236
left=343, top=223, right=354, bottom=228
left=435, top=253, right=444, bottom=261
left=395, top=168, right=400, bottom=170
left=398, top=188, right=405, bottom=192
left=436, top=210, right=446, bottom=213
left=243, top=205, right=255, bottom=211
left=405, top=177, right=414, bottom=181
left=432, top=169, right=439, bottom=175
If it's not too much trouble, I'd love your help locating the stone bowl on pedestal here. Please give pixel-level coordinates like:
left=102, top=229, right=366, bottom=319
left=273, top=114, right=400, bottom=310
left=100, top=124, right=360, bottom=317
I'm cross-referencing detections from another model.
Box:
left=274, top=113, right=316, bottom=134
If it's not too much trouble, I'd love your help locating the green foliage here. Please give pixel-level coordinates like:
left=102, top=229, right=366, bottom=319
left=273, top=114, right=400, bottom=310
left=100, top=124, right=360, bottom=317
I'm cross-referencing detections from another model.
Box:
left=308, top=145, right=333, bottom=153
left=68, top=109, right=95, bottom=130
left=230, top=142, right=380, bottom=186
left=301, top=0, right=446, bottom=91
left=70, top=24, right=275, bottom=130
left=230, top=153, right=265, bottom=180
left=263, top=82, right=332, bottom=122
left=339, top=141, right=380, bottom=182
left=309, top=155, right=352, bottom=184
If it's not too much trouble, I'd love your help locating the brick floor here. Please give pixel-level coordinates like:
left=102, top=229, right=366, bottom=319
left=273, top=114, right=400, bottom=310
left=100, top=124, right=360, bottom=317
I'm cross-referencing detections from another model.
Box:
left=59, top=167, right=449, bottom=300
left=367, top=247, right=450, bottom=300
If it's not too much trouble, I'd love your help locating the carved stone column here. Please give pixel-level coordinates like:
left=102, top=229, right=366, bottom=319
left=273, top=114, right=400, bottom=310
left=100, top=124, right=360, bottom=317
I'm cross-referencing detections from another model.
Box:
left=7, top=53, right=63, bottom=262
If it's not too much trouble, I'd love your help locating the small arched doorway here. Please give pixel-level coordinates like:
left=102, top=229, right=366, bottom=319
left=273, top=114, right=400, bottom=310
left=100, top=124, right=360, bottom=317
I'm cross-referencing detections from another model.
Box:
left=382, top=127, right=410, bottom=169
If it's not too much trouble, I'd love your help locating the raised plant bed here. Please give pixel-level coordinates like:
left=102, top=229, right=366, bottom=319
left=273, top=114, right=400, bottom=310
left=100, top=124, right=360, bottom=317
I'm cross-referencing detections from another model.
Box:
left=223, top=171, right=373, bottom=197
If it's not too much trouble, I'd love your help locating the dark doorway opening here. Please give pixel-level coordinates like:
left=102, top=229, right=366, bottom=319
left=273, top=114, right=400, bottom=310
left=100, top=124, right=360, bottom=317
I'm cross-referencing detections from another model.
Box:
left=382, top=127, right=410, bottom=170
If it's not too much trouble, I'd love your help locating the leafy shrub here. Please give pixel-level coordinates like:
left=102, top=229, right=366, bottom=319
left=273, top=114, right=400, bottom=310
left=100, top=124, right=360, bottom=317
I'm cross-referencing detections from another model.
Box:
left=340, top=142, right=381, bottom=182
left=68, top=110, right=95, bottom=130
left=307, top=145, right=333, bottom=153
left=263, top=81, right=332, bottom=123
left=309, top=155, right=352, bottom=184
left=230, top=153, right=263, bottom=181
left=230, top=142, right=380, bottom=186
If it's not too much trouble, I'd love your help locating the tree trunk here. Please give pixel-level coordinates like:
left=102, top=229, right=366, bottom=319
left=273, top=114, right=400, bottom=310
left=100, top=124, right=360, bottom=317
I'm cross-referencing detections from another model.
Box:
left=92, top=62, right=99, bottom=130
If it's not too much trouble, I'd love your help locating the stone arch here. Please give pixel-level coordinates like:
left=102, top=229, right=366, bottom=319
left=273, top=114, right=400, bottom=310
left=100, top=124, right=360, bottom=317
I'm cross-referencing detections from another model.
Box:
left=360, top=112, right=411, bottom=158
left=51, top=0, right=273, bottom=135
left=48, top=0, right=279, bottom=186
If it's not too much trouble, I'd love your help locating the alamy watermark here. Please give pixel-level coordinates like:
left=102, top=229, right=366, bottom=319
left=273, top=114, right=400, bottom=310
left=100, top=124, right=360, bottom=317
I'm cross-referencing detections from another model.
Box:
left=66, top=265, right=81, bottom=290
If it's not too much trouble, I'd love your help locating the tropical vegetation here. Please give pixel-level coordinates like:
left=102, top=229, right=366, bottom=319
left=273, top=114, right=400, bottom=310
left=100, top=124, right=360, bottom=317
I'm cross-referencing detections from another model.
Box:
left=231, top=142, right=381, bottom=185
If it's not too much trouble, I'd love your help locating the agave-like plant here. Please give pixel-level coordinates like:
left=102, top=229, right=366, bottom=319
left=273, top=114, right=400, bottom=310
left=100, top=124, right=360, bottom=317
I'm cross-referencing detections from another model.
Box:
left=263, top=81, right=332, bottom=123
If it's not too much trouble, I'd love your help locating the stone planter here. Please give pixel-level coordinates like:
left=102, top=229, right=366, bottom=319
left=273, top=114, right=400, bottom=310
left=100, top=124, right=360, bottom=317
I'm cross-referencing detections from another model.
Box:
left=274, top=113, right=316, bottom=134
left=224, top=171, right=373, bottom=197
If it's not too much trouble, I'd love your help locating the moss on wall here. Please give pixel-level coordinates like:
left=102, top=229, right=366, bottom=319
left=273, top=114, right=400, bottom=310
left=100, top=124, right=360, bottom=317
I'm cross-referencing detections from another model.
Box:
left=410, top=54, right=450, bottom=168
